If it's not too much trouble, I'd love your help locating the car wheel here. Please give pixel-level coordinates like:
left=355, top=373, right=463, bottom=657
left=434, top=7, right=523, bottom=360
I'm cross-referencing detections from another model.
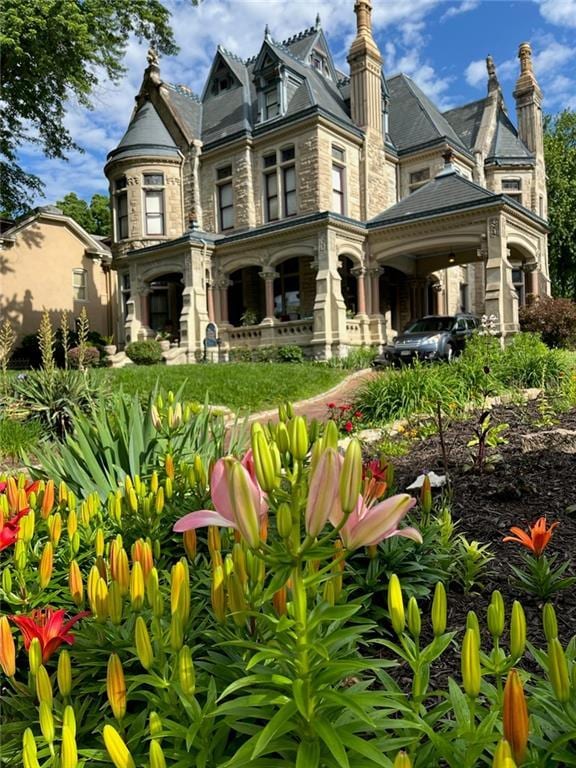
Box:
left=445, top=344, right=454, bottom=362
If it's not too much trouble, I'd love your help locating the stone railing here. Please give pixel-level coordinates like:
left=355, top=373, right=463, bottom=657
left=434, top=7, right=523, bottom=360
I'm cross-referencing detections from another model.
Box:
left=221, top=319, right=314, bottom=350
left=345, top=318, right=363, bottom=345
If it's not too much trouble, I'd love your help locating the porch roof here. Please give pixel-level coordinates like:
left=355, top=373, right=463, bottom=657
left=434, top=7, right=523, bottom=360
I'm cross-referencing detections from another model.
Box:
left=367, top=166, right=549, bottom=229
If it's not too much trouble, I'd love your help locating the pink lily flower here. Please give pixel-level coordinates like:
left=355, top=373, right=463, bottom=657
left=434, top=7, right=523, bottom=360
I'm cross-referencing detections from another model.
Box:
left=330, top=493, right=421, bottom=550
left=305, top=447, right=342, bottom=537
left=173, top=454, right=267, bottom=548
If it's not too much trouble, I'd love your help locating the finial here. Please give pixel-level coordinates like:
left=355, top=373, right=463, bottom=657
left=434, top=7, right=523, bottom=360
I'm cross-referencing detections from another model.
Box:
left=486, top=55, right=496, bottom=77
left=147, top=46, right=159, bottom=68
left=486, top=54, right=500, bottom=94
left=518, top=41, right=532, bottom=74
left=354, top=0, right=373, bottom=35
left=264, top=24, right=271, bottom=40
left=315, top=12, right=321, bottom=29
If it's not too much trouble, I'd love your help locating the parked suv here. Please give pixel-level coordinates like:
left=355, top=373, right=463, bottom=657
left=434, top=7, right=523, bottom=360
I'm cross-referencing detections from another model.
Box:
left=373, top=314, right=479, bottom=367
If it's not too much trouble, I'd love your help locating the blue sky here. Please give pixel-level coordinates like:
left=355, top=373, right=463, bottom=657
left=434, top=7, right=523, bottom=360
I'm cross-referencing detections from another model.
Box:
left=19, top=0, right=576, bottom=208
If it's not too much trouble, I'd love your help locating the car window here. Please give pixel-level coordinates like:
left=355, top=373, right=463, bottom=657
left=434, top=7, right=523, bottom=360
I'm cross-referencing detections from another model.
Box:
left=465, top=318, right=477, bottom=330
left=405, top=317, right=454, bottom=333
left=453, top=318, right=466, bottom=330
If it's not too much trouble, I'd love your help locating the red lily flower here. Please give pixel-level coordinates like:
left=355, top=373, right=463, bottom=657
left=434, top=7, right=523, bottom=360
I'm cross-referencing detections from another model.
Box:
left=0, top=508, right=29, bottom=552
left=10, top=607, right=90, bottom=662
left=503, top=516, right=559, bottom=557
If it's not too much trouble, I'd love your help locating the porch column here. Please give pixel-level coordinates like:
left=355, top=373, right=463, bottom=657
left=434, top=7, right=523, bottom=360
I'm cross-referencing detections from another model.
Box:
left=484, top=220, right=519, bottom=340
left=216, top=277, right=232, bottom=325
left=206, top=280, right=216, bottom=322
left=525, top=263, right=539, bottom=301
left=351, top=266, right=368, bottom=316
left=259, top=269, right=278, bottom=325
left=369, top=267, right=382, bottom=316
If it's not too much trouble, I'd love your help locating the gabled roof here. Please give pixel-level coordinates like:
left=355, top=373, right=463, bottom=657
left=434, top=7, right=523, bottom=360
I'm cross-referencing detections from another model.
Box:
left=387, top=74, right=470, bottom=155
left=368, top=167, right=497, bottom=226
left=163, top=83, right=202, bottom=140
left=487, top=109, right=534, bottom=164
left=107, top=101, right=180, bottom=162
left=443, top=98, right=487, bottom=150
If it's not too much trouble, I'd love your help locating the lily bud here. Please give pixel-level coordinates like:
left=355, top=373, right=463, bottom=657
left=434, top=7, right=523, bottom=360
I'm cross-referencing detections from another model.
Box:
left=208, top=526, right=221, bottom=559
left=36, top=664, right=53, bottom=706
left=289, top=416, right=309, bottom=460
left=103, top=724, right=136, bottom=768
left=127, top=486, right=138, bottom=514
left=211, top=564, right=226, bottom=622
left=108, top=581, right=123, bottom=625
left=194, top=455, right=207, bottom=488
left=147, top=567, right=164, bottom=617
left=39, top=700, right=55, bottom=745
left=149, top=711, right=162, bottom=738
left=40, top=480, right=54, bottom=518
left=178, top=645, right=196, bottom=695
left=510, top=601, right=526, bottom=659
left=20, top=510, right=35, bottom=542
left=164, top=476, right=173, bottom=500
left=487, top=590, right=505, bottom=640
left=165, top=453, right=174, bottom=480
left=273, top=586, right=287, bottom=617
left=276, top=502, right=293, bottom=539
left=150, top=471, right=159, bottom=494
left=393, top=752, right=413, bottom=768
left=130, top=562, right=145, bottom=610
left=170, top=613, right=184, bottom=651
left=230, top=460, right=261, bottom=549
left=503, top=669, right=529, bottom=765
left=132, top=539, right=154, bottom=579
left=94, top=577, right=109, bottom=621
left=547, top=638, right=571, bottom=703
left=542, top=603, right=558, bottom=642
left=0, top=615, right=16, bottom=677
left=2, top=566, right=12, bottom=595
left=388, top=574, right=405, bottom=636
left=57, top=650, right=72, bottom=697
left=60, top=724, right=78, bottom=768
left=231, top=543, right=247, bottom=586
left=251, top=427, right=279, bottom=492
left=407, top=596, right=421, bottom=639
left=14, top=539, right=27, bottom=571
left=150, top=740, right=167, bottom=768
left=339, top=439, right=362, bottom=515
left=150, top=404, right=162, bottom=430
left=461, top=628, right=481, bottom=698
left=107, top=653, right=126, bottom=721
left=420, top=474, right=432, bottom=515
left=276, top=422, right=290, bottom=453
left=466, top=611, right=481, bottom=648
left=182, top=529, right=197, bottom=560
left=63, top=705, right=76, bottom=738
left=29, top=638, right=43, bottom=675
left=227, top=571, right=247, bottom=627
left=431, top=582, right=447, bottom=637
left=94, top=527, right=104, bottom=558
left=47, top=512, right=62, bottom=545
left=39, top=541, right=53, bottom=589
left=493, top=739, right=516, bottom=768
left=305, top=448, right=341, bottom=537
left=323, top=419, right=339, bottom=450
left=67, top=508, right=77, bottom=539
left=23, top=728, right=40, bottom=768
left=113, top=547, right=130, bottom=595
left=135, top=617, right=154, bottom=670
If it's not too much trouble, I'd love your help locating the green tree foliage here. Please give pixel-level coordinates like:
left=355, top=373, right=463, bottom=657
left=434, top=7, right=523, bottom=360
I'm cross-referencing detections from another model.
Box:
left=0, top=0, right=188, bottom=215
left=56, top=192, right=111, bottom=237
left=544, top=109, right=576, bottom=299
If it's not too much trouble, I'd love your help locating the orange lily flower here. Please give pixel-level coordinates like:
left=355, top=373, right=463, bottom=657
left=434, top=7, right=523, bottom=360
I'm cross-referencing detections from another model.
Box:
left=502, top=516, right=558, bottom=557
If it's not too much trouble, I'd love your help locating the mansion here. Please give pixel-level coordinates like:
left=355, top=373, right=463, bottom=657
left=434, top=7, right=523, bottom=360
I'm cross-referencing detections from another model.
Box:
left=105, top=0, right=549, bottom=361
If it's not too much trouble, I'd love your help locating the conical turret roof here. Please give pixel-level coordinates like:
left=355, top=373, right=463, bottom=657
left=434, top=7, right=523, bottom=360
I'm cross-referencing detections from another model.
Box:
left=107, top=101, right=179, bottom=163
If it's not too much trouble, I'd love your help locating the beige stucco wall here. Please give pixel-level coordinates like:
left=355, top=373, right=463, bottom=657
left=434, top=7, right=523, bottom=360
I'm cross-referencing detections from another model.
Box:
left=0, top=218, right=114, bottom=344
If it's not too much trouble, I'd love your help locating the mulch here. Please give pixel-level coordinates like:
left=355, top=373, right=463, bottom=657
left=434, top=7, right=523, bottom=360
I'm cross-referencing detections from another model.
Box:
left=385, top=400, right=576, bottom=685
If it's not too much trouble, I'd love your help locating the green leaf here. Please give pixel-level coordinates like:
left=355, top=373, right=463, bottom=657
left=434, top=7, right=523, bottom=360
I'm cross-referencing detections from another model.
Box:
left=296, top=739, right=320, bottom=768
left=313, top=715, right=350, bottom=768
left=252, top=701, right=298, bottom=758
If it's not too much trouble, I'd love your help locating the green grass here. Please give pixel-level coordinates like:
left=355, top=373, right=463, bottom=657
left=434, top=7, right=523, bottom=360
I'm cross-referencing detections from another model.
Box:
left=0, top=418, right=42, bottom=462
left=97, top=363, right=348, bottom=413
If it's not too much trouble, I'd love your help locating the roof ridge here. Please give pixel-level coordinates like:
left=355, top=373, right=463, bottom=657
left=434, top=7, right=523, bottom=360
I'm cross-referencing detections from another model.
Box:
left=443, top=97, right=487, bottom=115
left=218, top=44, right=245, bottom=65
left=165, top=82, right=202, bottom=103
left=402, top=74, right=466, bottom=150
left=280, top=25, right=317, bottom=47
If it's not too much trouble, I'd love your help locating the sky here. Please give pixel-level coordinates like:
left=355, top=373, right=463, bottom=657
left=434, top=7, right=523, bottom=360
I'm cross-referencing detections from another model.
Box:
left=19, top=0, right=576, bottom=207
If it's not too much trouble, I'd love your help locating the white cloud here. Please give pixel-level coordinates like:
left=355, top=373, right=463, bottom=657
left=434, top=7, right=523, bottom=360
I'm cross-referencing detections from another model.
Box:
left=465, top=59, right=487, bottom=88
left=442, top=0, right=481, bottom=20
left=536, top=0, right=576, bottom=28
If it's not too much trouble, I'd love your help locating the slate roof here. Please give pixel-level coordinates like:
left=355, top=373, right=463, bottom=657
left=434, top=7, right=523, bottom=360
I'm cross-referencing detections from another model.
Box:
left=443, top=98, right=487, bottom=149
left=387, top=74, right=470, bottom=155
left=163, top=84, right=202, bottom=139
left=487, top=109, right=534, bottom=164
left=368, top=167, right=497, bottom=226
left=107, top=101, right=180, bottom=162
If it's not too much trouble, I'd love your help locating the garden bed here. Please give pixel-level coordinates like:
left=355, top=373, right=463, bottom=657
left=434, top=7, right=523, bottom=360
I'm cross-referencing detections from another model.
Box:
left=390, top=399, right=576, bottom=648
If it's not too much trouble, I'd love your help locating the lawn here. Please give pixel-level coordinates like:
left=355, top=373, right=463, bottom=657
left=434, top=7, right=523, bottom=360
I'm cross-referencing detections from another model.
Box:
left=96, top=362, right=348, bottom=412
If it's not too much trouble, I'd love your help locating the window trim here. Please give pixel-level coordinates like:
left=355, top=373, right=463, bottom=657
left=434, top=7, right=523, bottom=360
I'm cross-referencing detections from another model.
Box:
left=113, top=175, right=129, bottom=241
left=216, top=165, right=234, bottom=232
left=142, top=172, right=166, bottom=236
left=262, top=145, right=297, bottom=222
left=408, top=167, right=430, bottom=194
left=72, top=268, right=88, bottom=302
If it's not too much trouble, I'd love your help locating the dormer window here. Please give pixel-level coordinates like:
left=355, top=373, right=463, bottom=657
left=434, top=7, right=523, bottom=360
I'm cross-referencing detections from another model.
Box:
left=310, top=51, right=329, bottom=77
left=264, top=87, right=280, bottom=120
left=502, top=178, right=522, bottom=204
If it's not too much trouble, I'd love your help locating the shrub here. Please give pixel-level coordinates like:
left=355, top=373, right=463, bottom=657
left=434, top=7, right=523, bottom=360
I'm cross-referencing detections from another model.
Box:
left=276, top=344, right=304, bottom=363
left=519, top=296, right=576, bottom=348
left=68, top=345, right=101, bottom=368
left=251, top=345, right=279, bottom=363
left=125, top=339, right=163, bottom=365
left=228, top=345, right=252, bottom=362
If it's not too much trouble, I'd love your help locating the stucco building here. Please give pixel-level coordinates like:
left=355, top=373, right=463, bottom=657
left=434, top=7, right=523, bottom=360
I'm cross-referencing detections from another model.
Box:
left=0, top=206, right=114, bottom=345
left=105, top=0, right=549, bottom=362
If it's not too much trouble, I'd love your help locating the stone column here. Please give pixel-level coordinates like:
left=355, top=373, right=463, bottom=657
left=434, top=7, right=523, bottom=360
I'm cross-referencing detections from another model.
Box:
left=368, top=266, right=385, bottom=347
left=125, top=275, right=152, bottom=344
left=351, top=266, right=367, bottom=316
left=259, top=269, right=278, bottom=325
left=179, top=246, right=209, bottom=361
left=369, top=266, right=382, bottom=316
left=206, top=280, right=215, bottom=322
left=484, top=218, right=519, bottom=340
left=525, top=263, right=539, bottom=301
left=311, top=229, right=347, bottom=360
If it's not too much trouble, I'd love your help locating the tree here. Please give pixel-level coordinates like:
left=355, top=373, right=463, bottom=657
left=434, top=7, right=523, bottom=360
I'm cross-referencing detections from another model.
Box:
left=544, top=109, right=576, bottom=300
left=56, top=192, right=111, bottom=237
left=0, top=0, right=195, bottom=215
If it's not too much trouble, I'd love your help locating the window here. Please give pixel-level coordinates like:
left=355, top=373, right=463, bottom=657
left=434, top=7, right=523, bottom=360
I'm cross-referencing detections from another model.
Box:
left=114, top=176, right=128, bottom=240
left=73, top=269, right=87, bottom=301
left=264, top=87, right=279, bottom=120
left=274, top=258, right=301, bottom=319
left=143, top=173, right=165, bottom=235
left=409, top=168, right=430, bottom=193
left=331, top=145, right=346, bottom=215
left=216, top=165, right=234, bottom=231
left=263, top=146, right=297, bottom=222
left=502, top=178, right=522, bottom=204
left=512, top=267, right=526, bottom=306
